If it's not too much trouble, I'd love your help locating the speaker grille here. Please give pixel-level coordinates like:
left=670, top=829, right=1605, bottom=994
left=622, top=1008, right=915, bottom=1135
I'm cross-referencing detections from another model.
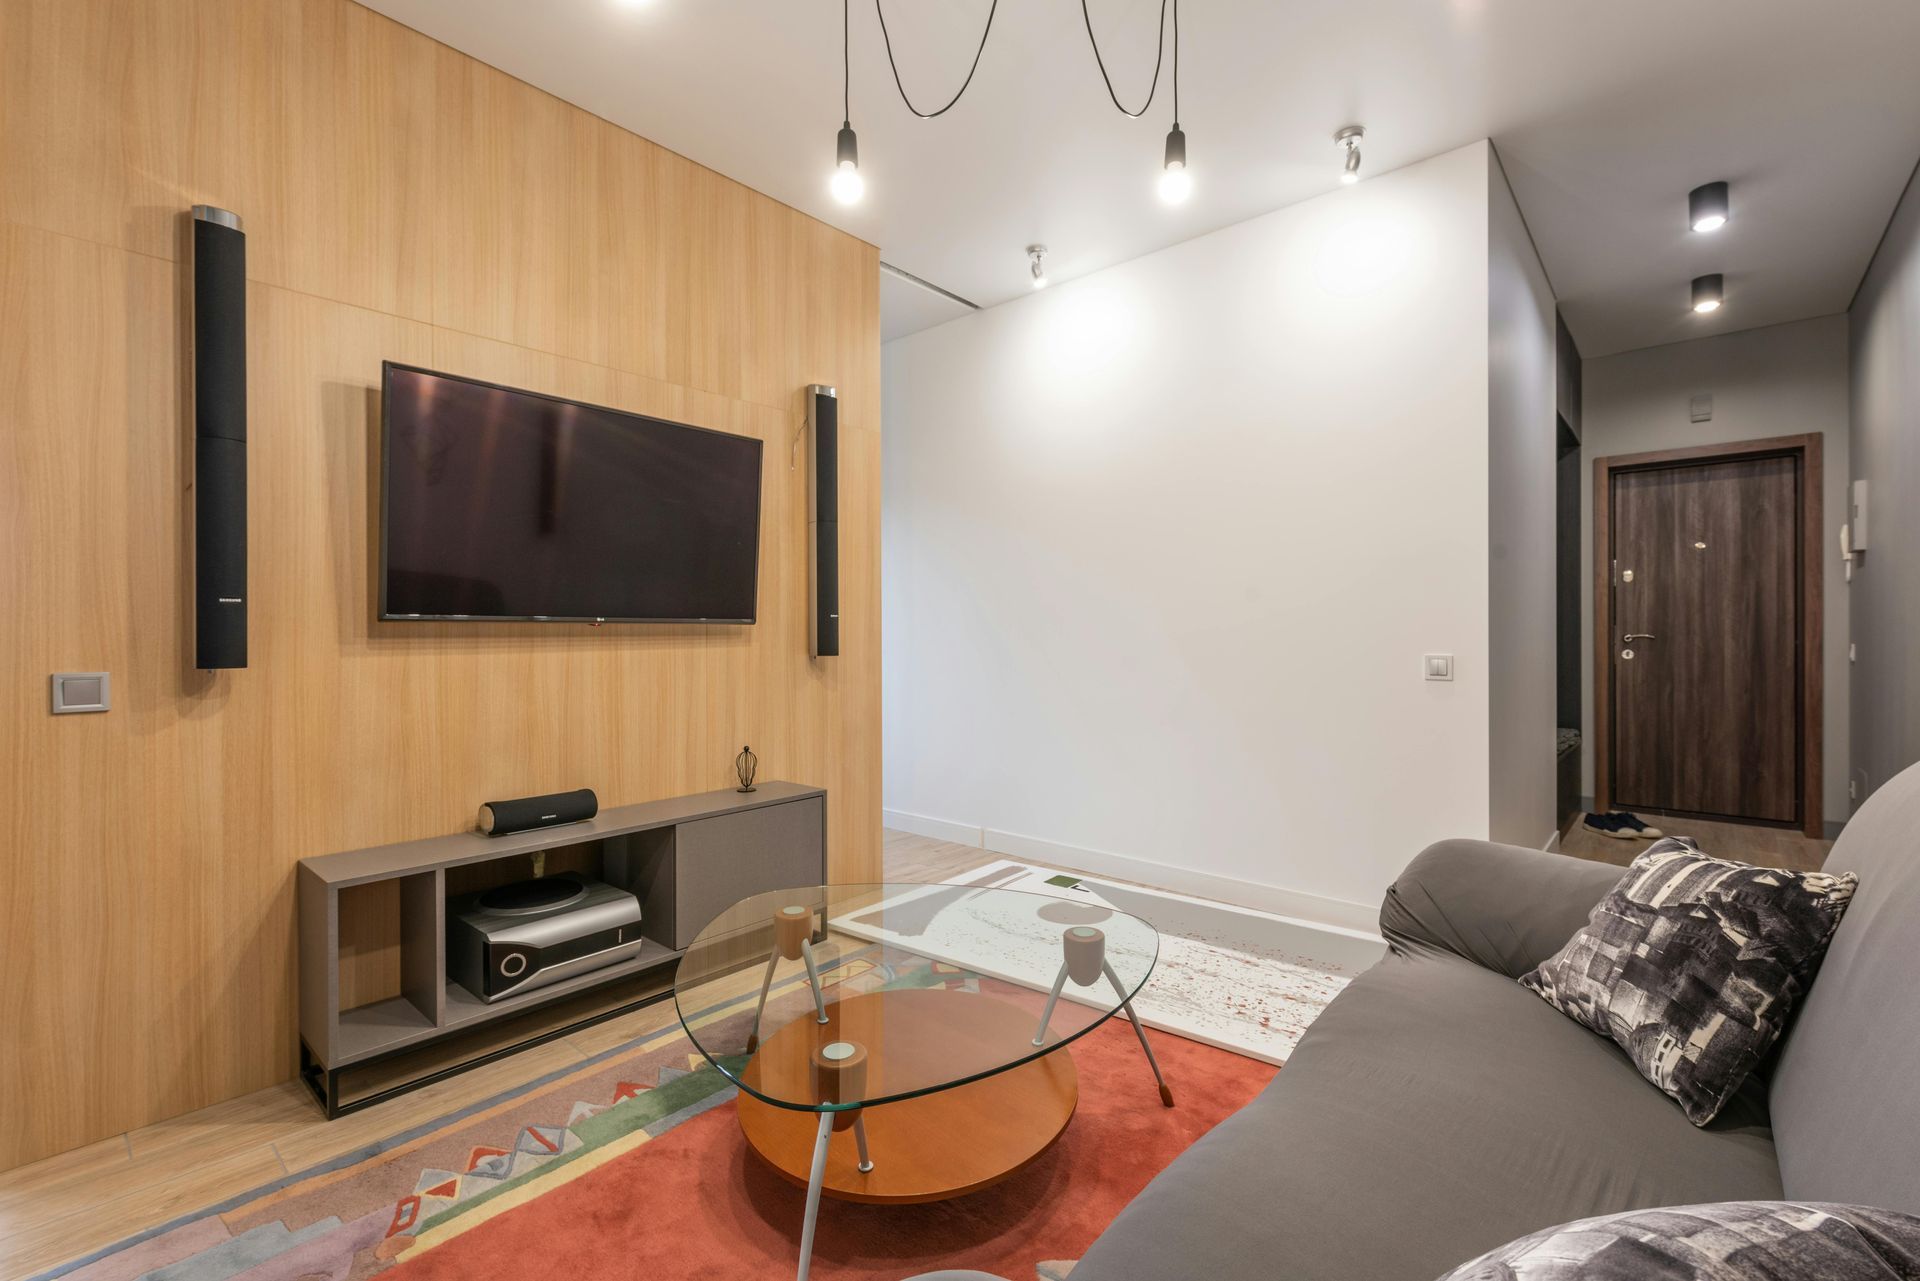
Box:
left=809, top=387, right=840, bottom=659
left=194, top=210, right=248, bottom=670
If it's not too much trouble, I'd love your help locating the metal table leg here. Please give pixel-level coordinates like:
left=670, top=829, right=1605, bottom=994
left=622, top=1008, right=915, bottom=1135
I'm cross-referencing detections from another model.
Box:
left=1103, top=960, right=1174, bottom=1107
left=795, top=1111, right=834, bottom=1281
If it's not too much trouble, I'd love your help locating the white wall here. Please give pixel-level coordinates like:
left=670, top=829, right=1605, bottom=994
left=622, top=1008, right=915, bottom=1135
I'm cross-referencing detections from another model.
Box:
left=1486, top=153, right=1561, bottom=848
left=883, top=142, right=1501, bottom=928
left=1848, top=164, right=1920, bottom=807
left=1578, top=316, right=1852, bottom=827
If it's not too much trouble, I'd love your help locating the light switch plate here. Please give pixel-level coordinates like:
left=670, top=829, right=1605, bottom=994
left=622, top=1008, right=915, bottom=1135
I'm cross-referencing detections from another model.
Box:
left=1424, top=654, right=1454, bottom=681
left=51, top=672, right=110, bottom=714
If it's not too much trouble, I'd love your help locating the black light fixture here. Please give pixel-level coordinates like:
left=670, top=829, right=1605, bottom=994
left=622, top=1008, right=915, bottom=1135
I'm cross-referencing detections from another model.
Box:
left=1336, top=125, right=1365, bottom=184
left=1689, top=181, right=1730, bottom=233
left=1028, top=244, right=1049, bottom=289
left=1692, top=273, right=1725, bottom=314
left=829, top=0, right=863, bottom=205
left=1160, top=125, right=1190, bottom=204
left=1081, top=0, right=1188, bottom=203
left=831, top=0, right=1197, bottom=210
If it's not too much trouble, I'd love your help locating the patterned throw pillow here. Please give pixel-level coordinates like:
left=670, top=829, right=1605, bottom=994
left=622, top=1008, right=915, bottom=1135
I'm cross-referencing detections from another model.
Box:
left=1434, top=1202, right=1920, bottom=1281
left=1519, top=837, right=1856, bottom=1125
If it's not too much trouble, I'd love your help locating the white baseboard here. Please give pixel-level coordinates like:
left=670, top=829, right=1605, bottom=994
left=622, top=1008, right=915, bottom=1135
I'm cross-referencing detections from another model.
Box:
left=961, top=825, right=1380, bottom=938
left=1543, top=829, right=1562, bottom=853
left=883, top=810, right=1380, bottom=936
left=882, top=808, right=986, bottom=847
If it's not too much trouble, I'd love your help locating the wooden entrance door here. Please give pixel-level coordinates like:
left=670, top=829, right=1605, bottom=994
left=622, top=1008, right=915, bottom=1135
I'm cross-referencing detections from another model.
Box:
left=1602, top=445, right=1812, bottom=826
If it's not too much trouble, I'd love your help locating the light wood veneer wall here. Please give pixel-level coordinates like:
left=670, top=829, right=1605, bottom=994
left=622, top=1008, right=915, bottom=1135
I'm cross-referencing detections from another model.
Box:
left=0, top=0, right=881, bottom=1171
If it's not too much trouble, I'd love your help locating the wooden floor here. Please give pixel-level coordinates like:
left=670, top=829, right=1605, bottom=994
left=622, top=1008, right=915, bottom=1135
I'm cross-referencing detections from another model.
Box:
left=1558, top=810, right=1832, bottom=872
left=0, top=821, right=1830, bottom=1278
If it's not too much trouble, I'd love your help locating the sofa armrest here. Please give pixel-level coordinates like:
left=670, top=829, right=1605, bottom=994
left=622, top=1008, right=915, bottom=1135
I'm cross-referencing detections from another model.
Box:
left=1378, top=838, right=1625, bottom=979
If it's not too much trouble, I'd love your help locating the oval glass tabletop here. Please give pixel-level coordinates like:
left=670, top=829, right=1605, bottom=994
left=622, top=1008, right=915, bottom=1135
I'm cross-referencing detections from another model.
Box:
left=672, top=882, right=1161, bottom=1112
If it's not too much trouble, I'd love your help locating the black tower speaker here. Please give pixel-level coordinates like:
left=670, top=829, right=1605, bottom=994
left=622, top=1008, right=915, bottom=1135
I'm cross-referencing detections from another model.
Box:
left=193, top=205, right=248, bottom=670
left=807, top=385, right=839, bottom=658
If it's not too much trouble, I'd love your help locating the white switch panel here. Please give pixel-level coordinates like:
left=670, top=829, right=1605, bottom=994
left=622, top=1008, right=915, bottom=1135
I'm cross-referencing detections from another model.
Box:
left=1424, top=654, right=1454, bottom=681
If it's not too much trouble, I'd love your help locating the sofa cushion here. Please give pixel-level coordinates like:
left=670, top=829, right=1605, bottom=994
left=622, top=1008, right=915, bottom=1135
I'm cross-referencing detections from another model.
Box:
left=1070, top=950, right=1782, bottom=1281
left=1519, top=838, right=1856, bottom=1125
left=1771, top=760, right=1920, bottom=1214
left=1435, top=1201, right=1920, bottom=1281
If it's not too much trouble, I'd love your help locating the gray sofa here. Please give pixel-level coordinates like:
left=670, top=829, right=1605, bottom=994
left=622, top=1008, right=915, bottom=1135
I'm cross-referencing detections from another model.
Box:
left=1047, top=763, right=1920, bottom=1280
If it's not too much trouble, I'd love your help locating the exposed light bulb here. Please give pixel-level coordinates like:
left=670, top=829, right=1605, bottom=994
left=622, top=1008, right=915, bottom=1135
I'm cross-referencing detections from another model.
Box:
left=1159, top=125, right=1191, bottom=205
left=830, top=164, right=864, bottom=205
left=1693, top=299, right=1721, bottom=313
left=1028, top=244, right=1049, bottom=289
left=1158, top=165, right=1192, bottom=205
left=1689, top=181, right=1730, bottom=234
left=1336, top=125, right=1365, bottom=185
left=830, top=123, right=863, bottom=205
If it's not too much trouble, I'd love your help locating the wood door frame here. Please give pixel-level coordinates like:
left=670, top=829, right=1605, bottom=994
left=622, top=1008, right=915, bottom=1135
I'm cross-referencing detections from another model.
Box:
left=1592, top=433, right=1823, bottom=837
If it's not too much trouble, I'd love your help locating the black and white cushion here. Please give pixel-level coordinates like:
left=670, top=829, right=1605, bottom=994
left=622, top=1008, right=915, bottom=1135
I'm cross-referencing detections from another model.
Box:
left=1434, top=1201, right=1920, bottom=1281
left=1520, top=837, right=1856, bottom=1124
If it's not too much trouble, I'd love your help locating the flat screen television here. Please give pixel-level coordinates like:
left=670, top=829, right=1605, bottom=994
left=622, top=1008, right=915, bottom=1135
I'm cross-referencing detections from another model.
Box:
left=380, top=363, right=763, bottom=623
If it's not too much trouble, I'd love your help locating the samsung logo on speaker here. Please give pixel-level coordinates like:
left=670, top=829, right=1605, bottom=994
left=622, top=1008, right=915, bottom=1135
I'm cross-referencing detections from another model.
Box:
left=542, top=814, right=557, bottom=821
left=218, top=597, right=243, bottom=604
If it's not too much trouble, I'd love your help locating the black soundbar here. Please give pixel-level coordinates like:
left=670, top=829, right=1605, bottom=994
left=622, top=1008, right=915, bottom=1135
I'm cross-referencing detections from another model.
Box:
left=478, top=788, right=599, bottom=837
left=193, top=206, right=248, bottom=670
left=808, top=385, right=839, bottom=658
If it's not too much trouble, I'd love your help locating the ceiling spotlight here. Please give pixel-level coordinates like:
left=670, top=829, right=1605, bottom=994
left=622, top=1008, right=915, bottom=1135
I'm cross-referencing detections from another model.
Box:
left=1028, top=244, right=1049, bottom=289
left=1336, top=125, right=1365, bottom=184
left=1692, top=273, right=1724, bottom=314
left=1159, top=125, right=1191, bottom=204
left=1689, top=181, right=1730, bottom=233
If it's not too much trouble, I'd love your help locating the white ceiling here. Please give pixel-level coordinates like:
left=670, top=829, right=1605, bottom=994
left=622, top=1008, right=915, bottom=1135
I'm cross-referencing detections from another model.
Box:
left=359, top=0, right=1920, bottom=355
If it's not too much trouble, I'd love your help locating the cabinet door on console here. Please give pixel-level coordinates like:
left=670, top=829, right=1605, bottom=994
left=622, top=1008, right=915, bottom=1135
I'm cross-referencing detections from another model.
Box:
left=673, top=798, right=825, bottom=948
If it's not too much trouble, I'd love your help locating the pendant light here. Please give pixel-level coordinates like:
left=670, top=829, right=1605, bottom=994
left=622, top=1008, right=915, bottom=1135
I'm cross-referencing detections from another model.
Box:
left=1082, top=0, right=1188, bottom=204
left=829, top=0, right=864, bottom=205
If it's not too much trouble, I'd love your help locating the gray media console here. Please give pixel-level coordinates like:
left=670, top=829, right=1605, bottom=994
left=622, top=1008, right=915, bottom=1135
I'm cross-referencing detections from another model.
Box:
left=296, top=781, right=826, bottom=1116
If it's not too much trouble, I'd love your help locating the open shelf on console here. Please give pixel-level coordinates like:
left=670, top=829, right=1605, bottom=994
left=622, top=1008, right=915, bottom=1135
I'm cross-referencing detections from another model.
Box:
left=443, top=936, right=682, bottom=1029
left=298, top=782, right=827, bottom=1116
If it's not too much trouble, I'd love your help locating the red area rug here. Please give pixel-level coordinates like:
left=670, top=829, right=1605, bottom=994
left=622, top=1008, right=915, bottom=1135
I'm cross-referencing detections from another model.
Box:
left=45, top=959, right=1277, bottom=1281
left=389, top=1020, right=1272, bottom=1281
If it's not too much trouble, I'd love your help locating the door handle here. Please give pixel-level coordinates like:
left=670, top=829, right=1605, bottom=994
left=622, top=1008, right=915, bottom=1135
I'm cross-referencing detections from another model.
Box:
left=1622, top=633, right=1656, bottom=643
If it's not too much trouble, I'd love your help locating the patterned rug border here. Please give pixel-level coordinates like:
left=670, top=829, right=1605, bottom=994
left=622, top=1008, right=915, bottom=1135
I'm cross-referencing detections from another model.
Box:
left=30, top=979, right=778, bottom=1281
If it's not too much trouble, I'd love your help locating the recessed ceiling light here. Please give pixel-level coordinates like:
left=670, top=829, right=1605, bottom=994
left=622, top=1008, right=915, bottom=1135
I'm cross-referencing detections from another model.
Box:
left=1692, top=273, right=1725, bottom=314
left=1690, top=181, right=1730, bottom=233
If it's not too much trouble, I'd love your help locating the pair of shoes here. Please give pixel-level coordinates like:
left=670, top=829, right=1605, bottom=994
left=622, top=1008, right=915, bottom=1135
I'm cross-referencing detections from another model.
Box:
left=1582, top=811, right=1666, bottom=840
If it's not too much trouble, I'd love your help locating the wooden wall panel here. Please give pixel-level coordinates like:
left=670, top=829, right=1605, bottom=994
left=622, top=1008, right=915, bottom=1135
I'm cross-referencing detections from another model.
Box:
left=0, top=0, right=881, bottom=1171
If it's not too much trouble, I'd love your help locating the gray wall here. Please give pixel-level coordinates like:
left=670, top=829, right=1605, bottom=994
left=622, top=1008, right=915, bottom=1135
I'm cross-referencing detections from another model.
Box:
left=1848, top=165, right=1920, bottom=807
left=1579, top=316, right=1852, bottom=828
left=1488, top=154, right=1561, bottom=848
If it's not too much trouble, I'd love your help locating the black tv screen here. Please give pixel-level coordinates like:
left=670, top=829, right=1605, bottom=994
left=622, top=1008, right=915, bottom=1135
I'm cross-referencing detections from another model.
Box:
left=380, top=363, right=763, bottom=623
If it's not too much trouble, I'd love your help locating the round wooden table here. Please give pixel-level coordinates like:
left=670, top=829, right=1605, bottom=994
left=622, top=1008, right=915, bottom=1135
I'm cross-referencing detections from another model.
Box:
left=735, top=987, right=1079, bottom=1203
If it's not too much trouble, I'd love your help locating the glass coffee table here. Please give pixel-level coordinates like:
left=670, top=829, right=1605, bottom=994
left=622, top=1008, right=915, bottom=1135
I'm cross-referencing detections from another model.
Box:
left=673, top=882, right=1170, bottom=1281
